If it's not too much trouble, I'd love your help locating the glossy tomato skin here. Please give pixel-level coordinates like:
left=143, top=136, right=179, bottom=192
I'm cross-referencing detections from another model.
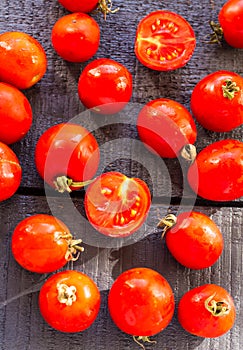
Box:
left=134, top=11, right=196, bottom=71
left=187, top=139, right=243, bottom=201
left=39, top=270, right=101, bottom=333
left=51, top=13, right=100, bottom=62
left=0, top=82, right=32, bottom=144
left=0, top=142, right=22, bottom=201
left=191, top=71, right=243, bottom=132
left=165, top=211, right=224, bottom=269
left=178, top=284, right=236, bottom=337
left=0, top=31, right=47, bottom=89
left=84, top=172, right=151, bottom=237
left=137, top=98, right=197, bottom=158
left=78, top=58, right=133, bottom=114
left=58, top=0, right=99, bottom=13
left=35, top=123, right=100, bottom=191
left=219, top=0, right=243, bottom=48
left=108, top=267, right=175, bottom=336
left=11, top=214, right=73, bottom=273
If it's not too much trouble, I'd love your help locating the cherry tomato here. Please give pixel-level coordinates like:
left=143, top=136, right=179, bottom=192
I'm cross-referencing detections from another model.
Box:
left=219, top=0, right=243, bottom=48
left=35, top=123, right=100, bottom=192
left=137, top=98, right=197, bottom=158
left=191, top=70, right=243, bottom=132
left=51, top=13, right=100, bottom=62
left=187, top=139, right=243, bottom=201
left=0, top=82, right=32, bottom=144
left=11, top=214, right=83, bottom=273
left=39, top=270, right=101, bottom=333
left=178, top=284, right=236, bottom=338
left=163, top=211, right=224, bottom=269
left=0, top=31, right=47, bottom=89
left=84, top=171, right=151, bottom=237
left=0, top=142, right=22, bottom=201
left=108, top=267, right=175, bottom=341
left=58, top=0, right=99, bottom=13
left=134, top=10, right=196, bottom=71
left=78, top=58, right=133, bottom=114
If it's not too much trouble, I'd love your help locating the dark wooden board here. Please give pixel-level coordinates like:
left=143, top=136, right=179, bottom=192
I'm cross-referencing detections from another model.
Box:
left=0, top=0, right=242, bottom=349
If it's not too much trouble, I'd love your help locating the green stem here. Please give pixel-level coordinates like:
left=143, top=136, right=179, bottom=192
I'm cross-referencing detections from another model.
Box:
left=157, top=214, right=177, bottom=239
left=222, top=79, right=240, bottom=100
left=97, top=0, right=119, bottom=20
left=205, top=294, right=230, bottom=317
left=54, top=175, right=95, bottom=193
left=133, top=336, right=157, bottom=349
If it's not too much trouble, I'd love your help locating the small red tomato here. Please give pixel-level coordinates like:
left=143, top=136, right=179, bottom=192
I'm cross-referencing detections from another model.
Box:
left=0, top=31, right=47, bottom=89
left=163, top=211, right=224, bottom=269
left=39, top=270, right=101, bottom=333
left=219, top=0, right=243, bottom=48
left=0, top=82, right=32, bottom=144
left=178, top=284, right=236, bottom=338
left=58, top=0, right=99, bottom=13
left=191, top=70, right=243, bottom=132
left=51, top=13, right=100, bottom=62
left=108, top=267, right=175, bottom=342
left=35, top=123, right=100, bottom=192
left=84, top=171, right=151, bottom=237
left=187, top=139, right=243, bottom=201
left=11, top=214, right=83, bottom=273
left=78, top=58, right=133, bottom=114
left=0, top=142, right=22, bottom=201
left=134, top=10, right=196, bottom=71
left=137, top=98, right=197, bottom=158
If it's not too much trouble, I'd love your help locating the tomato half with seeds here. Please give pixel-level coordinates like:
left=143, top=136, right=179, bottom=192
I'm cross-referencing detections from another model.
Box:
left=84, top=172, right=151, bottom=237
left=187, top=139, right=243, bottom=201
left=191, top=70, right=243, bottom=132
left=0, top=31, right=47, bottom=89
left=178, top=284, right=236, bottom=337
left=162, top=211, right=224, bottom=269
left=108, top=267, right=175, bottom=343
left=39, top=270, right=101, bottom=333
left=0, top=82, right=32, bottom=144
left=0, top=142, right=22, bottom=201
left=137, top=98, right=197, bottom=158
left=11, top=214, right=83, bottom=273
left=134, top=11, right=196, bottom=71
left=35, top=123, right=100, bottom=193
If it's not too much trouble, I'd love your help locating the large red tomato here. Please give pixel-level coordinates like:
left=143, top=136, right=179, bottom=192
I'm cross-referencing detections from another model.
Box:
left=187, top=139, right=243, bottom=201
left=84, top=171, right=151, bottom=237
left=51, top=13, right=100, bottom=62
left=35, top=123, right=100, bottom=192
left=191, top=70, right=243, bottom=132
left=39, top=270, right=101, bottom=333
left=0, top=142, right=22, bottom=201
left=178, top=284, right=236, bottom=338
left=137, top=98, right=197, bottom=158
left=134, top=10, right=196, bottom=71
left=0, top=31, right=47, bottom=89
left=78, top=58, right=133, bottom=114
left=0, top=82, right=32, bottom=144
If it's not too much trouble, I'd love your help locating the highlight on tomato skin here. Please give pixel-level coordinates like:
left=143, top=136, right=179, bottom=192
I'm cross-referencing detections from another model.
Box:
left=84, top=171, right=151, bottom=237
left=134, top=10, right=196, bottom=71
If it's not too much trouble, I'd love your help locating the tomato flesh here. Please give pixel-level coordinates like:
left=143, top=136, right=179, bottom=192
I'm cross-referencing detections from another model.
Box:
left=135, top=11, right=196, bottom=71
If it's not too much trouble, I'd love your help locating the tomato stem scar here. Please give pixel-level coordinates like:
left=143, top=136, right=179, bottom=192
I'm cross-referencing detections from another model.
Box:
left=205, top=294, right=230, bottom=317
left=57, top=283, right=77, bottom=306
left=54, top=175, right=95, bottom=193
left=133, top=336, right=157, bottom=349
left=157, top=214, right=177, bottom=239
left=222, top=79, right=240, bottom=100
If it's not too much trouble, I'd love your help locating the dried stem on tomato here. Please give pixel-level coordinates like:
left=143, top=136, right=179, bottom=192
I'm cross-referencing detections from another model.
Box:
left=205, top=294, right=230, bottom=317
left=222, top=79, right=240, bottom=100
left=54, top=175, right=95, bottom=193
left=97, top=0, right=119, bottom=20
left=209, top=21, right=224, bottom=45
left=157, top=214, right=177, bottom=239
left=133, top=336, right=157, bottom=350
left=57, top=283, right=77, bottom=306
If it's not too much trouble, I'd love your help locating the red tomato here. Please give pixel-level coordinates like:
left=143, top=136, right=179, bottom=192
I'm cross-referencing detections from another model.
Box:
left=58, top=0, right=99, bottom=13
left=39, top=270, right=101, bottom=333
left=164, top=211, right=224, bottom=269
left=108, top=268, right=175, bottom=339
left=137, top=98, right=197, bottom=158
left=84, top=171, right=151, bottom=237
left=0, top=31, right=47, bottom=89
left=191, top=70, right=243, bottom=132
left=35, top=123, right=100, bottom=192
left=0, top=82, right=32, bottom=144
left=0, top=142, right=22, bottom=201
left=11, top=214, right=83, bottom=273
left=219, top=0, right=243, bottom=48
left=134, top=11, right=196, bottom=71
left=178, top=284, right=236, bottom=337
left=187, top=139, right=243, bottom=201
left=78, top=58, right=133, bottom=114
left=51, top=13, right=100, bottom=62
